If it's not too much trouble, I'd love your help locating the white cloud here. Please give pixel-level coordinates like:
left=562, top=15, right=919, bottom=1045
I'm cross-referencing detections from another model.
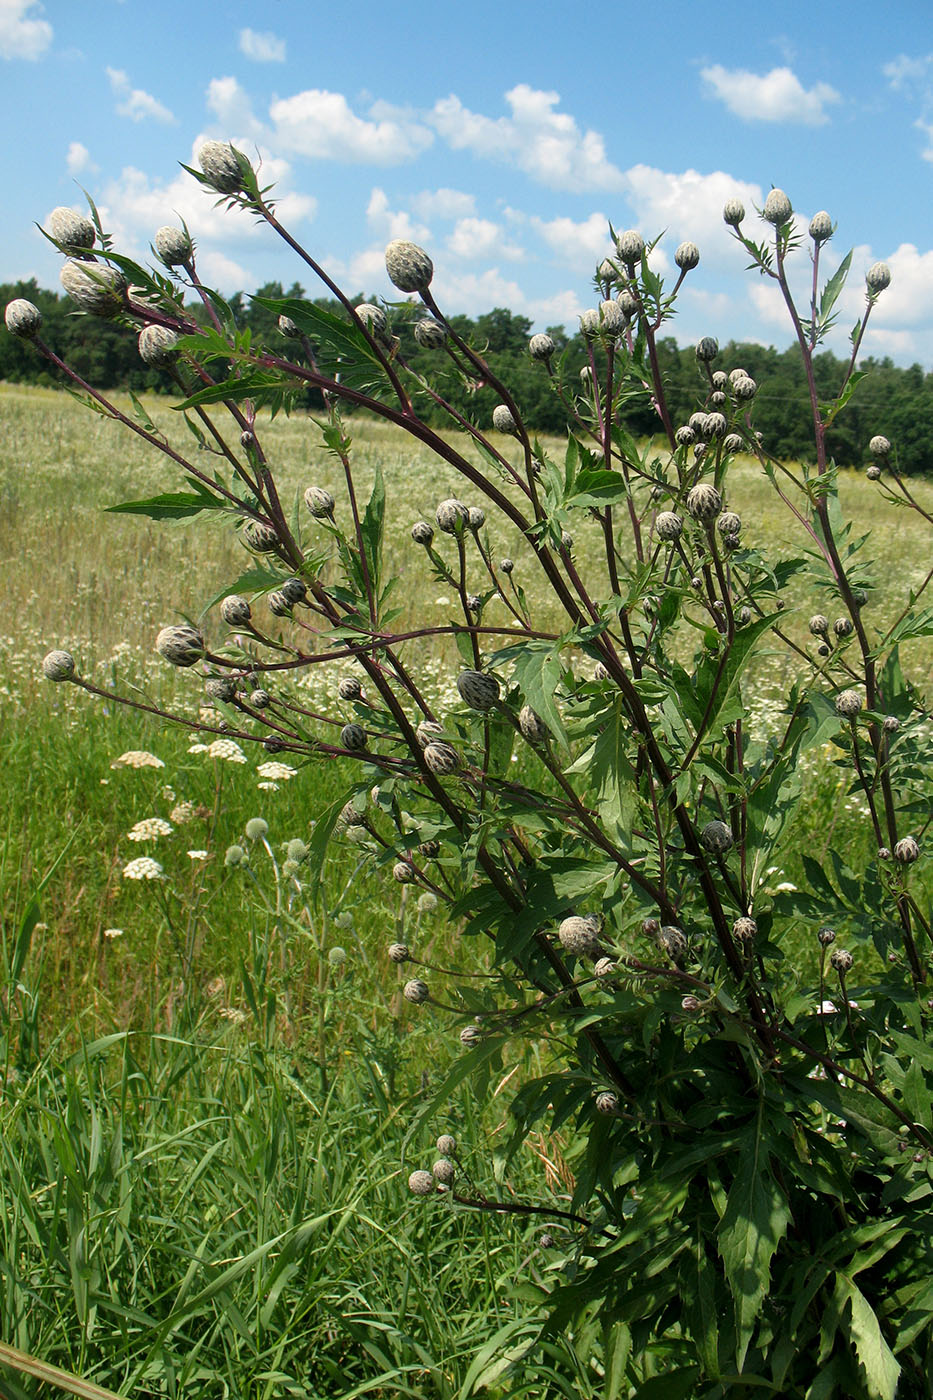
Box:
left=447, top=217, right=523, bottom=262
left=531, top=212, right=614, bottom=272
left=410, top=188, right=476, bottom=221
left=269, top=89, right=433, bottom=163
left=107, top=67, right=175, bottom=125
left=197, top=249, right=250, bottom=292
left=365, top=188, right=430, bottom=243
left=883, top=53, right=933, bottom=92
left=701, top=65, right=841, bottom=125
left=66, top=141, right=95, bottom=175
left=238, top=28, right=286, bottom=63
left=622, top=166, right=764, bottom=264
left=431, top=85, right=625, bottom=192
left=206, top=76, right=265, bottom=140
left=0, top=0, right=52, bottom=60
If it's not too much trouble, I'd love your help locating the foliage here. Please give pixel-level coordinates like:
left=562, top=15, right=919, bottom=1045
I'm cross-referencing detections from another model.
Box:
left=7, top=165, right=933, bottom=1398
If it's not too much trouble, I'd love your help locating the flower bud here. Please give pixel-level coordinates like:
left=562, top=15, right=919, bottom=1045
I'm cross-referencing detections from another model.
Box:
left=385, top=239, right=433, bottom=293
left=388, top=942, right=410, bottom=962
left=518, top=704, right=548, bottom=744
left=338, top=676, right=362, bottom=701
left=658, top=926, right=687, bottom=960
left=733, top=916, right=757, bottom=941
left=492, top=404, right=516, bottom=434
left=408, top=1169, right=435, bottom=1196
left=460, top=1024, right=483, bottom=1047
left=155, top=624, right=204, bottom=667
left=205, top=676, right=237, bottom=703
left=723, top=198, right=745, bottom=227
left=436, top=1134, right=457, bottom=1156
left=763, top=189, right=793, bottom=225
left=279, top=578, right=307, bottom=606
left=47, top=206, right=96, bottom=254
left=717, top=512, right=741, bottom=537
left=869, top=435, right=891, bottom=457
left=830, top=948, right=853, bottom=974
left=414, top=317, right=446, bottom=348
left=354, top=302, right=388, bottom=337
left=685, top=483, right=722, bottom=522
left=416, top=720, right=444, bottom=748
left=674, top=241, right=700, bottom=271
left=393, top=860, right=415, bottom=884
left=594, top=957, right=616, bottom=977
left=138, top=324, right=181, bottom=367
left=340, top=723, right=366, bottom=752
left=4, top=299, right=41, bottom=337
left=866, top=262, right=891, bottom=293
left=723, top=434, right=744, bottom=454
left=245, top=817, right=268, bottom=842
left=432, top=1158, right=456, bottom=1185
left=404, top=978, right=429, bottom=1004
left=220, top=595, right=251, bottom=626
left=817, top=927, right=836, bottom=947
left=154, top=225, right=193, bottom=267
left=558, top=915, right=601, bottom=955
left=674, top=425, right=696, bottom=448
left=616, top=288, right=639, bottom=318
left=42, top=649, right=76, bottom=682
left=529, top=332, right=555, bottom=361
left=598, top=299, right=627, bottom=333
left=883, top=715, right=900, bottom=733
left=244, top=522, right=278, bottom=553
left=808, top=211, right=834, bottom=243
left=278, top=315, right=300, bottom=338
left=894, top=836, right=919, bottom=865
left=595, top=1091, right=620, bottom=1116
left=732, top=376, right=757, bottom=401
left=695, top=337, right=719, bottom=362
left=250, top=689, right=271, bottom=708
left=304, top=486, right=335, bottom=518
left=579, top=308, right=600, bottom=338
left=60, top=259, right=126, bottom=317
left=655, top=511, right=683, bottom=541
left=616, top=230, right=644, bottom=264
left=833, top=617, right=853, bottom=638
left=700, top=819, right=733, bottom=854
left=457, top=669, right=500, bottom=711
left=198, top=140, right=247, bottom=194
left=808, top=614, right=829, bottom=636
left=267, top=590, right=292, bottom=617
left=703, top=411, right=727, bottom=439
left=435, top=498, right=469, bottom=534
left=423, top=741, right=460, bottom=775
left=835, top=689, right=862, bottom=719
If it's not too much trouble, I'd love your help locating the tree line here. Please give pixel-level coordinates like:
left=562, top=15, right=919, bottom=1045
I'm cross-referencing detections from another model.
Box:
left=3, top=276, right=931, bottom=473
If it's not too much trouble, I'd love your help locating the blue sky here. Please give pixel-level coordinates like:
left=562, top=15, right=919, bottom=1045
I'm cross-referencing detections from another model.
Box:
left=2, top=0, right=932, bottom=365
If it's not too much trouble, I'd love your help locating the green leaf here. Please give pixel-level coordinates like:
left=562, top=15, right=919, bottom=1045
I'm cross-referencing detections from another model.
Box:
left=565, top=467, right=628, bottom=509
left=603, top=1319, right=631, bottom=1400
left=835, top=1275, right=901, bottom=1400
left=494, top=639, right=569, bottom=748
left=359, top=461, right=385, bottom=600
left=717, top=1106, right=791, bottom=1369
left=631, top=1367, right=699, bottom=1399
left=105, top=482, right=227, bottom=520
left=819, top=249, right=853, bottom=320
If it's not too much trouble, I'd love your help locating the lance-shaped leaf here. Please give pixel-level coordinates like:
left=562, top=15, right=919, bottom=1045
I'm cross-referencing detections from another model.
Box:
left=106, top=479, right=229, bottom=520
left=834, top=1274, right=901, bottom=1400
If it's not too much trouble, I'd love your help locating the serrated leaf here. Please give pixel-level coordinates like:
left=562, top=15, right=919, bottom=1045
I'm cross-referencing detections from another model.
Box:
left=105, top=484, right=227, bottom=520
left=717, top=1106, right=791, bottom=1369
left=835, top=1275, right=901, bottom=1400
left=493, top=639, right=568, bottom=748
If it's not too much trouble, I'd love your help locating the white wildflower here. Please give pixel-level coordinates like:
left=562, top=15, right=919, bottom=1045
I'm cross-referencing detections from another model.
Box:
left=122, top=857, right=165, bottom=881
left=170, top=802, right=197, bottom=824
left=111, top=750, right=165, bottom=769
left=103, top=927, right=124, bottom=940
left=187, top=850, right=209, bottom=861
left=127, top=817, right=173, bottom=841
left=256, top=761, right=297, bottom=781
left=206, top=738, right=247, bottom=763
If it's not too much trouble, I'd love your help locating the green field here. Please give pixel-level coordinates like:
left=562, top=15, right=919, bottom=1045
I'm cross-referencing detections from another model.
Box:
left=1, top=382, right=932, bottom=1398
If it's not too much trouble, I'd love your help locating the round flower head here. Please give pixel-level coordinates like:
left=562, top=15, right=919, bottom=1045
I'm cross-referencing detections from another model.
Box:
left=830, top=948, right=854, bottom=974
left=268, top=590, right=292, bottom=617
left=674, top=425, right=696, bottom=448
left=138, top=324, right=181, bottom=367
left=723, top=198, right=745, bottom=227
left=436, top=1133, right=457, bottom=1157
left=865, top=262, right=891, bottom=293
left=808, top=211, right=834, bottom=243
left=703, top=412, right=727, bottom=440
left=558, top=915, right=601, bottom=956
left=407, top=1169, right=435, bottom=1196
left=198, top=140, right=246, bottom=195
left=763, top=189, right=793, bottom=226
left=327, top=946, right=347, bottom=967
left=718, top=512, right=741, bottom=537
left=733, top=916, right=757, bottom=942
left=817, top=926, right=836, bottom=947
left=432, top=1158, right=455, bottom=1185
left=723, top=434, right=744, bottom=454
left=598, top=299, right=627, bottom=333
left=154, top=225, right=193, bottom=267
left=410, top=520, right=433, bottom=546
left=385, top=239, right=433, bottom=293
left=579, top=308, right=600, bottom=339
left=245, top=817, right=268, bottom=841
left=466, top=507, right=485, bottom=533
left=416, top=719, right=444, bottom=748
left=894, top=836, right=919, bottom=865
left=224, top=844, right=246, bottom=868
left=304, top=486, right=335, bottom=518
left=695, top=337, right=719, bottom=363
left=403, top=978, right=429, bottom=1004
left=518, top=704, right=548, bottom=745
left=392, top=860, right=414, bottom=884
left=616, top=229, right=644, bottom=264
left=529, top=332, right=555, bottom=361
left=220, top=595, right=251, bottom=626
left=60, top=259, right=126, bottom=317
left=249, top=689, right=271, bottom=710
left=388, top=942, right=410, bottom=963
left=597, top=257, right=616, bottom=283
left=732, top=376, right=757, bottom=401
left=205, top=676, right=237, bottom=703
left=460, top=1024, right=483, bottom=1047
left=47, top=206, right=96, bottom=254
left=42, top=649, right=76, bottom=682
left=616, top=288, right=639, bottom=319
left=435, top=498, right=470, bottom=534
left=808, top=614, right=829, bottom=636
left=869, top=435, right=891, bottom=457
left=835, top=689, right=862, bottom=719
left=244, top=522, right=278, bottom=553
left=492, top=404, right=517, bottom=434
left=279, top=577, right=307, bottom=605
left=883, top=715, right=900, bottom=733
left=340, top=723, right=366, bottom=752
left=686, top=483, right=722, bottom=522
left=457, top=669, right=500, bottom=712
left=155, top=624, right=204, bottom=667
left=500, top=556, right=514, bottom=574
left=354, top=302, right=388, bottom=337
left=414, top=317, right=446, bottom=348
left=700, top=819, right=733, bottom=854
left=424, top=741, right=460, bottom=775
left=674, top=241, right=700, bottom=272
left=658, top=925, right=687, bottom=960
left=595, top=1091, right=620, bottom=1116
left=833, top=617, right=853, bottom=638
left=5, top=299, right=42, bottom=338
left=338, top=676, right=362, bottom=701
left=655, top=511, right=683, bottom=541
left=338, top=801, right=365, bottom=830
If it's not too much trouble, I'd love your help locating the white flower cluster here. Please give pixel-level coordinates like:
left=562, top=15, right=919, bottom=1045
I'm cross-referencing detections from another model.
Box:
left=127, top=817, right=173, bottom=842
left=111, top=750, right=165, bottom=769
left=122, top=857, right=165, bottom=881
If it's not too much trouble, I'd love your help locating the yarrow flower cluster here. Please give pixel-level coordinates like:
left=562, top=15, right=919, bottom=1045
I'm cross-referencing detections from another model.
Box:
left=122, top=857, right=165, bottom=881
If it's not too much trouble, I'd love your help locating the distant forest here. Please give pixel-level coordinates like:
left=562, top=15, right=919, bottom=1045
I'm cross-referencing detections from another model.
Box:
left=3, top=277, right=932, bottom=473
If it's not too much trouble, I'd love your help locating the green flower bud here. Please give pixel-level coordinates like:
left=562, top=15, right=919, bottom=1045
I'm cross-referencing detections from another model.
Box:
left=385, top=240, right=433, bottom=293
left=763, top=189, right=793, bottom=225
left=198, top=140, right=247, bottom=195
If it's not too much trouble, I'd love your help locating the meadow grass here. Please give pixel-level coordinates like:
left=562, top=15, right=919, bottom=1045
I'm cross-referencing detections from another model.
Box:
left=1, top=383, right=932, bottom=1396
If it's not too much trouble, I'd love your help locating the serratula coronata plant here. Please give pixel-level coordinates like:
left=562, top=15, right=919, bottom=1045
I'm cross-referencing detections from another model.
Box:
left=14, top=152, right=933, bottom=1398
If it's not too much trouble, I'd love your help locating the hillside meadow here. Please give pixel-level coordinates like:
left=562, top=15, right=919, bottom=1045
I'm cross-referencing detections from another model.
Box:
left=0, top=382, right=931, bottom=1397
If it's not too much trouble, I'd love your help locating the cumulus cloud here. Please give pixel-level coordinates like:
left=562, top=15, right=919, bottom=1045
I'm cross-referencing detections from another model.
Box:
left=431, top=85, right=625, bottom=192
left=66, top=141, right=95, bottom=175
left=531, top=212, right=614, bottom=273
left=701, top=65, right=841, bottom=125
left=447, top=217, right=523, bottom=262
left=410, top=188, right=476, bottom=221
left=107, top=67, right=175, bottom=124
left=0, top=0, right=52, bottom=60
left=269, top=89, right=433, bottom=163
left=622, top=166, right=764, bottom=264
left=366, top=188, right=430, bottom=243
left=883, top=53, right=933, bottom=160
left=238, top=28, right=286, bottom=63
left=206, top=77, right=267, bottom=142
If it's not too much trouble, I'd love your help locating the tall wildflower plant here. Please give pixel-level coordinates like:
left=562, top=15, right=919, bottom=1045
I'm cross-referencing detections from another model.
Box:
left=11, top=158, right=933, bottom=1397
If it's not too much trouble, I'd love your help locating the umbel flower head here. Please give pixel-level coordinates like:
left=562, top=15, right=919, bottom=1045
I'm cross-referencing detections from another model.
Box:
left=385, top=239, right=434, bottom=294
